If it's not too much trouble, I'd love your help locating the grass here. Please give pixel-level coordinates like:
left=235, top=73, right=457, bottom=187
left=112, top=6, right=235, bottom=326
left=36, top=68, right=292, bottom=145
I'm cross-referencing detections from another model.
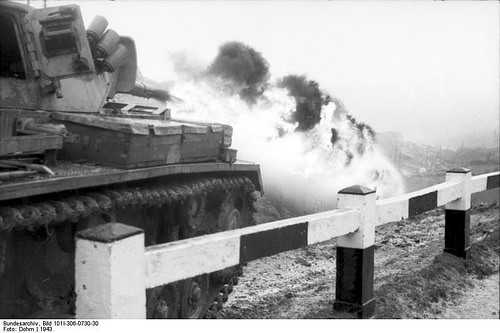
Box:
left=375, top=228, right=499, bottom=318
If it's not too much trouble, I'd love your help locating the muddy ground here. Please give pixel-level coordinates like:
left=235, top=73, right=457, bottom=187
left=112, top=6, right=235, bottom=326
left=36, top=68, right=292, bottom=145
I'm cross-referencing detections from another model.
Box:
left=218, top=202, right=499, bottom=319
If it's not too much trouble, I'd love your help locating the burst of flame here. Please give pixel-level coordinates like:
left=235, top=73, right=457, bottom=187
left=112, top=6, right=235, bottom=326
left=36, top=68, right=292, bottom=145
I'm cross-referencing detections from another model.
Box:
left=168, top=77, right=405, bottom=213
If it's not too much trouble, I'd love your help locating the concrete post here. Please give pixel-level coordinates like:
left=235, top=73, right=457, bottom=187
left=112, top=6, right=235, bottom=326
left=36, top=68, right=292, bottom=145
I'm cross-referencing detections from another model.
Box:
left=445, top=168, right=472, bottom=259
left=334, top=185, right=376, bottom=319
left=75, top=223, right=146, bottom=319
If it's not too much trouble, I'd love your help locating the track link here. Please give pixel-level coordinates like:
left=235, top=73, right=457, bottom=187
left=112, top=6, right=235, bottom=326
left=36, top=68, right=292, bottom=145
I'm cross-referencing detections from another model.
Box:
left=0, top=176, right=257, bottom=231
left=204, top=265, right=244, bottom=318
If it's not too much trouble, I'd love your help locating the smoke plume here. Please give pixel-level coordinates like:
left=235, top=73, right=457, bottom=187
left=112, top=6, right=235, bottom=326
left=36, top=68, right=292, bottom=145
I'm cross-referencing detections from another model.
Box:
left=207, top=41, right=270, bottom=104
left=158, top=41, right=404, bottom=213
left=277, top=75, right=329, bottom=131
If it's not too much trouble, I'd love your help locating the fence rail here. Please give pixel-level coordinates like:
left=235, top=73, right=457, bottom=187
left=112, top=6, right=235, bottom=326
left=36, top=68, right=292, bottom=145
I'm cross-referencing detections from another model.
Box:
left=75, top=168, right=500, bottom=319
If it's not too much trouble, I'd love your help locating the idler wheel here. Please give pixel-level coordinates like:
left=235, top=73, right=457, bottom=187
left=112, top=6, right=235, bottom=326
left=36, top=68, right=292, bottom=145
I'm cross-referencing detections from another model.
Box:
left=180, top=275, right=209, bottom=318
left=147, top=284, right=181, bottom=318
left=182, top=195, right=206, bottom=236
left=217, top=192, right=243, bottom=231
left=225, top=208, right=241, bottom=231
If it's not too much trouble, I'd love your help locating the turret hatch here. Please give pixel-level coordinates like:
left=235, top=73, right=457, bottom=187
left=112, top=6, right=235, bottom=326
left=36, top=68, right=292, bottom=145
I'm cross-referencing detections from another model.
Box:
left=24, top=4, right=95, bottom=79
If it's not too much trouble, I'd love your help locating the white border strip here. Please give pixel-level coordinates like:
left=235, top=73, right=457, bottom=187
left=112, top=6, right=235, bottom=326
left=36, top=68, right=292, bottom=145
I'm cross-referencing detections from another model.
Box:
left=144, top=208, right=359, bottom=287
left=436, top=181, right=462, bottom=206
left=471, top=171, right=499, bottom=194
left=307, top=209, right=360, bottom=244
left=376, top=196, right=408, bottom=226
left=471, top=175, right=487, bottom=194
left=145, top=230, right=241, bottom=287
left=376, top=181, right=461, bottom=226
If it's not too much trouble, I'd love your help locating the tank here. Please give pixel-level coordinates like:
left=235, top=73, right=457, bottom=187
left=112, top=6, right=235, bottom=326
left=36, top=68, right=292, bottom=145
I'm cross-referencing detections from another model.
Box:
left=0, top=1, right=262, bottom=318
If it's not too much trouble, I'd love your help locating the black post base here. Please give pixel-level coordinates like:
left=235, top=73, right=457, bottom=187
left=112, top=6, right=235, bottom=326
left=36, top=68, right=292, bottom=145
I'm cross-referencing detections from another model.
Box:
left=334, top=246, right=375, bottom=319
left=333, top=298, right=376, bottom=319
left=444, top=209, right=470, bottom=259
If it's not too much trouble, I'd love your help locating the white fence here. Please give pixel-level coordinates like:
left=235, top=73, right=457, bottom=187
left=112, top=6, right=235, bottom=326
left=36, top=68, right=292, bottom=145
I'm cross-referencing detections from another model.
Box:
left=75, top=169, right=499, bottom=319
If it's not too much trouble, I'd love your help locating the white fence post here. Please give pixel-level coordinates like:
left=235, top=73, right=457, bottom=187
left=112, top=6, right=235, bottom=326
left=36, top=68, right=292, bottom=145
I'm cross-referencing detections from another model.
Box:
left=444, top=168, right=472, bottom=259
left=334, top=185, right=376, bottom=318
left=75, top=223, right=146, bottom=319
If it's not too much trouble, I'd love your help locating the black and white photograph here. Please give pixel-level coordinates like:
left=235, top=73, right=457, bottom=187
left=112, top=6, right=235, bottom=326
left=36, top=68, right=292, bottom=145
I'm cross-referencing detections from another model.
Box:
left=0, top=0, right=498, bottom=328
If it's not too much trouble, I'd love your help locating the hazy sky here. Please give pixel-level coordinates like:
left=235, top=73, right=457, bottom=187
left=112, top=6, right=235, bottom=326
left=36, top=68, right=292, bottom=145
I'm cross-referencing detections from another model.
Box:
left=30, top=0, right=499, bottom=147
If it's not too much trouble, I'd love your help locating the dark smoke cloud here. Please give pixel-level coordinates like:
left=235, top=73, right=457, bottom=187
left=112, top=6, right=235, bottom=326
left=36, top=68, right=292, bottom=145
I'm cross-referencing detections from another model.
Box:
left=330, top=98, right=376, bottom=165
left=331, top=128, right=339, bottom=146
left=277, top=75, right=330, bottom=131
left=346, top=114, right=376, bottom=140
left=275, top=75, right=376, bottom=164
left=331, top=98, right=376, bottom=140
left=203, top=41, right=377, bottom=165
left=207, top=41, right=270, bottom=104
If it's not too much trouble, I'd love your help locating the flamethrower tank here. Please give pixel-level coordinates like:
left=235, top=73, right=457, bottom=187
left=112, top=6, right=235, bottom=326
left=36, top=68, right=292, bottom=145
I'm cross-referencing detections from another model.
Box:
left=0, top=1, right=262, bottom=318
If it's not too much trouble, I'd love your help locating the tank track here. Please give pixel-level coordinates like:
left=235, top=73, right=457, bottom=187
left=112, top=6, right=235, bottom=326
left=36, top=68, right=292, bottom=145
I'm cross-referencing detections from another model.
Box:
left=0, top=176, right=256, bottom=232
left=203, top=264, right=244, bottom=319
left=0, top=175, right=259, bottom=318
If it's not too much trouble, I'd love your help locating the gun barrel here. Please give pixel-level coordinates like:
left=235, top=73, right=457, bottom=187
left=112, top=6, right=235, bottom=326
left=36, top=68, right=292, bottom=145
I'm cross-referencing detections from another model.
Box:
left=129, top=83, right=170, bottom=102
